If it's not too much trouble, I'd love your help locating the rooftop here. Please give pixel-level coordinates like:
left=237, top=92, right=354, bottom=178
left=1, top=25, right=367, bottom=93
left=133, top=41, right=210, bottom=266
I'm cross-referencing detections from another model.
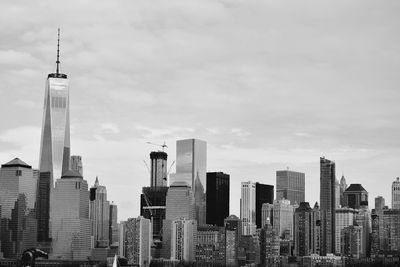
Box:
left=1, top=158, right=32, bottom=169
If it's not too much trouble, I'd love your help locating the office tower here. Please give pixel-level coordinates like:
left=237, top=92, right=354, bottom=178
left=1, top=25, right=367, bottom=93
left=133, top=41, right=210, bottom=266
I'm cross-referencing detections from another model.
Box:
left=335, top=207, right=357, bottom=254
left=392, top=177, right=400, bottom=209
left=255, top=183, right=274, bottom=228
left=109, top=202, right=118, bottom=245
left=124, top=216, right=152, bottom=266
left=343, top=184, right=368, bottom=209
left=259, top=218, right=280, bottom=266
left=196, top=225, right=225, bottom=265
left=370, top=212, right=380, bottom=257
left=261, top=199, right=294, bottom=239
left=354, top=205, right=371, bottom=257
left=374, top=196, right=385, bottom=251
left=150, top=151, right=168, bottom=188
left=240, top=181, right=256, bottom=235
left=37, top=30, right=71, bottom=243
left=276, top=169, right=305, bottom=205
left=320, top=157, right=336, bottom=255
left=224, top=214, right=242, bottom=265
left=51, top=170, right=90, bottom=260
left=0, top=158, right=38, bottom=258
left=70, top=155, right=82, bottom=176
left=171, top=219, right=197, bottom=263
left=383, top=209, right=400, bottom=251
left=89, top=177, right=110, bottom=248
left=339, top=175, right=347, bottom=207
left=118, top=221, right=126, bottom=257
left=206, top=172, right=230, bottom=227
left=311, top=202, right=322, bottom=256
left=335, top=179, right=340, bottom=208
left=174, top=139, right=207, bottom=225
left=341, top=225, right=363, bottom=259
left=162, top=182, right=195, bottom=259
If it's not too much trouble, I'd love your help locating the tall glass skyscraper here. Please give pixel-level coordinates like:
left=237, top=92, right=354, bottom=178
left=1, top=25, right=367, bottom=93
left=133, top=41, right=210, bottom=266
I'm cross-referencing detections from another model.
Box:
left=240, top=181, right=256, bottom=235
left=276, top=170, right=305, bottom=205
left=37, top=29, right=71, bottom=243
left=320, top=157, right=336, bottom=255
left=174, top=139, right=207, bottom=225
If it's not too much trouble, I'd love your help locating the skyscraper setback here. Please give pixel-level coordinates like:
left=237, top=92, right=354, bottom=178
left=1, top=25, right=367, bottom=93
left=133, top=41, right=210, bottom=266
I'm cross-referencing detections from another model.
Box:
left=37, top=29, right=71, bottom=243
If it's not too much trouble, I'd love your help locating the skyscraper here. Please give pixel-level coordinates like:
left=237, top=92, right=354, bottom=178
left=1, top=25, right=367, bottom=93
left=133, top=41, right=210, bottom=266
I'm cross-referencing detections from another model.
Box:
left=259, top=218, right=280, bottom=266
left=392, top=177, right=400, bottom=210
left=174, top=139, right=207, bottom=225
left=150, top=151, right=168, bottom=188
left=124, top=216, right=152, bottom=267
left=276, top=170, right=305, bottom=205
left=206, top=172, right=230, bottom=227
left=70, top=155, right=83, bottom=176
left=335, top=207, right=357, bottom=255
left=341, top=225, right=363, bottom=259
left=261, top=199, right=294, bottom=239
left=339, top=175, right=347, bottom=207
left=50, top=170, right=90, bottom=260
left=109, top=202, right=119, bottom=245
left=196, top=225, right=226, bottom=265
left=255, top=183, right=274, bottom=228
left=383, top=209, right=400, bottom=251
left=224, top=215, right=241, bottom=267
left=89, top=177, right=110, bottom=248
left=354, top=205, right=371, bottom=257
left=343, top=184, right=368, bottom=209
left=0, top=158, right=38, bottom=258
left=171, top=219, right=197, bottom=263
left=37, top=29, right=71, bottom=243
left=240, top=181, right=256, bottom=235
left=320, top=157, right=336, bottom=255
left=374, top=196, right=385, bottom=251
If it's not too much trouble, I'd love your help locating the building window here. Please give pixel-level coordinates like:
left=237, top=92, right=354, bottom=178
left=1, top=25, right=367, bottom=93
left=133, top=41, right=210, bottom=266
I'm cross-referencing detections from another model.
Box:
left=16, top=170, right=22, bottom=176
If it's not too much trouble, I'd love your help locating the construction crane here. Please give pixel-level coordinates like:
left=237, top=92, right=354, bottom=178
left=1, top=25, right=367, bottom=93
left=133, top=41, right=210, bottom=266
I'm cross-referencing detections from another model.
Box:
left=146, top=141, right=168, bottom=152
left=143, top=160, right=150, bottom=174
left=167, top=161, right=175, bottom=177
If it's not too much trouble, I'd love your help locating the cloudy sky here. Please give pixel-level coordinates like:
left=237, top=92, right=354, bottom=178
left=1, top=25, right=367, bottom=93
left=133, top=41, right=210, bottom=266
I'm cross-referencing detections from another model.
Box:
left=1, top=0, right=399, bottom=221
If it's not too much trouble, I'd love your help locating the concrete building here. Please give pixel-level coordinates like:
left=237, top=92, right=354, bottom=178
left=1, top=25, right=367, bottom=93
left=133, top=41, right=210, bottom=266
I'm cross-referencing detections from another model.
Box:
left=109, top=202, right=119, bottom=245
left=259, top=219, right=280, bottom=267
left=0, top=158, right=38, bottom=258
left=206, top=172, right=230, bottom=227
left=383, top=209, right=400, bottom=251
left=124, top=216, right=152, bottom=267
left=392, top=177, right=400, bottom=210
left=261, top=199, right=294, bottom=239
left=195, top=225, right=225, bottom=265
left=320, top=157, right=336, bottom=255
left=50, top=170, right=91, bottom=260
left=89, top=177, right=110, bottom=248
left=335, top=207, right=357, bottom=255
left=240, top=181, right=256, bottom=235
left=374, top=196, right=385, bottom=251
left=224, top=215, right=242, bottom=266
left=341, top=225, right=363, bottom=259
left=149, top=151, right=168, bottom=188
left=276, top=170, right=305, bottom=205
left=343, top=184, right=368, bottom=209
left=70, top=155, right=83, bottom=176
left=171, top=219, right=197, bottom=263
left=354, top=205, right=371, bottom=257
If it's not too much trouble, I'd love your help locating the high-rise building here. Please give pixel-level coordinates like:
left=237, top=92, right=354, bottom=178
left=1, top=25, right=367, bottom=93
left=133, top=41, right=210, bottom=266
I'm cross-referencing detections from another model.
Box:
left=383, top=209, right=400, bottom=251
left=37, top=30, right=71, bottom=243
left=370, top=212, right=380, bottom=257
left=255, top=183, right=274, bottom=228
left=341, top=225, right=363, bottom=259
left=355, top=205, right=371, bottom=257
left=259, top=218, right=280, bottom=266
left=374, top=196, right=385, bottom=251
left=339, top=175, right=347, bottom=207
left=343, top=184, right=368, bottom=209
left=162, top=182, right=195, bottom=259
left=224, top=214, right=242, bottom=265
left=276, top=170, right=305, bottom=205
left=240, top=181, right=256, bottom=235
left=261, top=199, right=294, bottom=240
left=171, top=219, right=197, bottom=263
left=335, top=207, right=357, bottom=255
left=89, top=177, right=110, bottom=248
left=70, top=155, right=82, bottom=176
left=50, top=170, right=90, bottom=260
left=196, top=225, right=225, bottom=265
left=124, top=216, right=152, bottom=267
left=0, top=158, right=38, bottom=258
left=206, top=172, right=230, bottom=227
left=118, top=221, right=126, bottom=257
left=174, top=139, right=207, bottom=225
left=335, top=179, right=340, bottom=208
left=320, top=157, right=336, bottom=255
left=150, top=151, right=168, bottom=188
left=109, top=202, right=118, bottom=245
left=392, top=177, right=400, bottom=210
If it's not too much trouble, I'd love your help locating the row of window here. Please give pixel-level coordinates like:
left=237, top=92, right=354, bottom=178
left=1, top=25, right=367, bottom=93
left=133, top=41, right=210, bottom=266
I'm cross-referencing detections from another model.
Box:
left=51, top=96, right=67, bottom=109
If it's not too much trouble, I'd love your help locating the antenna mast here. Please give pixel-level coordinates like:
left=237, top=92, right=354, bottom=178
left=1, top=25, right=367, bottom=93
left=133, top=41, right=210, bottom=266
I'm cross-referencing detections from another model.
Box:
left=56, top=28, right=60, bottom=74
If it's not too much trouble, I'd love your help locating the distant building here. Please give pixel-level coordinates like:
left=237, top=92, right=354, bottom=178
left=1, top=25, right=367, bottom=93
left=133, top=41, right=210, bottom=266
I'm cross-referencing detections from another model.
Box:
left=276, top=170, right=305, bottom=205
left=374, top=196, right=385, bottom=251
left=335, top=207, right=357, bottom=255
left=206, top=172, right=230, bottom=227
left=320, top=157, right=336, bottom=255
left=383, top=209, right=400, bottom=251
left=171, top=219, right=197, bottom=263
left=370, top=212, right=380, bottom=257
left=51, top=170, right=91, bottom=260
left=335, top=179, right=340, bottom=208
left=302, top=253, right=343, bottom=267
left=0, top=158, right=38, bottom=258
left=261, top=199, right=294, bottom=239
left=341, top=225, right=363, bottom=259
left=241, top=181, right=256, bottom=235
left=196, top=225, right=225, bottom=265
left=259, top=218, right=280, bottom=266
left=124, top=216, right=152, bottom=267
left=224, top=214, right=242, bottom=266
left=295, top=202, right=321, bottom=257
left=255, top=182, right=274, bottom=228
left=89, top=177, right=110, bottom=248
left=339, top=175, right=347, bottom=207
left=392, top=177, right=400, bottom=210
left=118, top=221, right=126, bottom=257
left=70, top=155, right=83, bottom=176
left=343, top=184, right=368, bottom=209
left=354, top=205, right=371, bottom=257
left=109, top=203, right=118, bottom=245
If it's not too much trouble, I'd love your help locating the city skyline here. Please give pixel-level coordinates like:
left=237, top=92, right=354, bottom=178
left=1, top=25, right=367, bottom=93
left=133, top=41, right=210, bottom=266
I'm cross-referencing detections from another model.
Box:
left=1, top=0, right=400, bottom=221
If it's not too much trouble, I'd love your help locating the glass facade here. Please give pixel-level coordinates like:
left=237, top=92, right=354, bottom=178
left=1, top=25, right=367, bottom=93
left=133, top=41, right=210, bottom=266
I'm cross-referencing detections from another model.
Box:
left=276, top=170, right=305, bottom=205
left=206, top=172, right=230, bottom=227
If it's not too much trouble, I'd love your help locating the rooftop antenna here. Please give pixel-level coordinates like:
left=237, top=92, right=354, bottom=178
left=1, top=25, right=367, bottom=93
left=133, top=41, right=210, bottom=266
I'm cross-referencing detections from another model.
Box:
left=56, top=28, right=60, bottom=74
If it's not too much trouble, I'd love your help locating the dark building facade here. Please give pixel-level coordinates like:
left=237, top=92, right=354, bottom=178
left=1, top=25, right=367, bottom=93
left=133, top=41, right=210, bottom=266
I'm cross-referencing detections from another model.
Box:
left=320, top=157, right=336, bottom=255
left=343, top=184, right=368, bottom=209
left=150, top=151, right=168, bottom=188
left=206, top=172, right=230, bottom=227
left=255, top=183, right=274, bottom=229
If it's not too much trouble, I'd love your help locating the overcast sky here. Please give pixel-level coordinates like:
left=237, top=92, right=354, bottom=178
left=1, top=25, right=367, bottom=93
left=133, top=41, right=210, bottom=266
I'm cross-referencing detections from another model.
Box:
left=1, top=0, right=399, bottom=221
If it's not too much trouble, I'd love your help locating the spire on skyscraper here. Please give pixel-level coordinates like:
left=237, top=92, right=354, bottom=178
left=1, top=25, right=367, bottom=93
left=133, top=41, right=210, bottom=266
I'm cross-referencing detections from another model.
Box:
left=56, top=28, right=60, bottom=75
left=95, top=176, right=99, bottom=186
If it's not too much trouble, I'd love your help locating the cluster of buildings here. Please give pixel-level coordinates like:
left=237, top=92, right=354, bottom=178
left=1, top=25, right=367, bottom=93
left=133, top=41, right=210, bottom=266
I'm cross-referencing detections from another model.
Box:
left=1, top=32, right=400, bottom=267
